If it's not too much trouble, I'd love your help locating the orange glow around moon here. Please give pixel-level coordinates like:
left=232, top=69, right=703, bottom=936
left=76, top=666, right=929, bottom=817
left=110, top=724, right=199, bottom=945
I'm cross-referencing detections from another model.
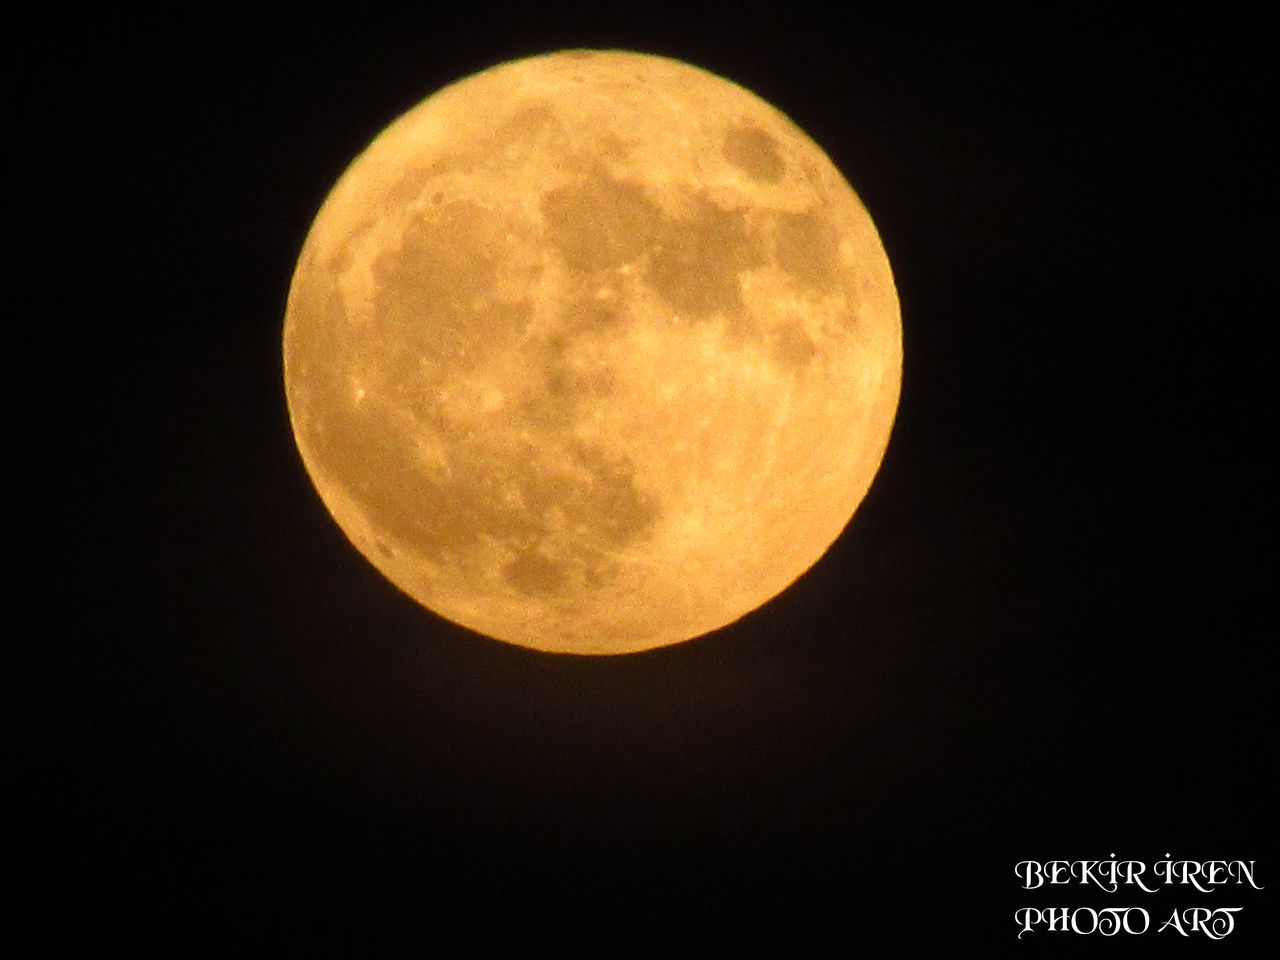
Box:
left=283, top=50, right=901, bottom=655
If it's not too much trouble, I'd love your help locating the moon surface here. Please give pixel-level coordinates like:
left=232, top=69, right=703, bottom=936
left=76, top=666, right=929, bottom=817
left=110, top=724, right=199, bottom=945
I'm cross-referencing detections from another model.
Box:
left=283, top=50, right=901, bottom=655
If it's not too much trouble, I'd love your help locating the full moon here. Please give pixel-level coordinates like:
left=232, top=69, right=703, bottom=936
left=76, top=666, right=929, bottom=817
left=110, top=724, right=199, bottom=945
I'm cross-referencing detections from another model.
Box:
left=283, top=50, right=901, bottom=655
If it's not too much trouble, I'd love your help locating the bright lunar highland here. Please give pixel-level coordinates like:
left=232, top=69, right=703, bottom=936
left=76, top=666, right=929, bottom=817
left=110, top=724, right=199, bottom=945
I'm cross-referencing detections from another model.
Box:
left=283, top=50, right=901, bottom=654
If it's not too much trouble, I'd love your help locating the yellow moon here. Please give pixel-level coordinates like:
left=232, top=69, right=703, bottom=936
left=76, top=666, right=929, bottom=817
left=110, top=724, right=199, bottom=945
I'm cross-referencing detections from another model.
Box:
left=283, top=50, right=901, bottom=655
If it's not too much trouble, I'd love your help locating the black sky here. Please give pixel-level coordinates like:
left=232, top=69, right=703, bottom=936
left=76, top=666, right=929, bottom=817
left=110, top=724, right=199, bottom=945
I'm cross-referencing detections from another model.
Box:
left=19, top=8, right=1272, bottom=955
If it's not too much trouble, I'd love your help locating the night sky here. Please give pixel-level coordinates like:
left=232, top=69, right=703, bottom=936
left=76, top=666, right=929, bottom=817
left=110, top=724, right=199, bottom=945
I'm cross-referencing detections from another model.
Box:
left=20, top=9, right=1271, bottom=954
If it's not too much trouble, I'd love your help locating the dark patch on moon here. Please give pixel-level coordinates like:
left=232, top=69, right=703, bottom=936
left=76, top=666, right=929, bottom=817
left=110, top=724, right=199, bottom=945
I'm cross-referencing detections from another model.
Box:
left=289, top=191, right=668, bottom=601
left=519, top=337, right=616, bottom=434
left=542, top=172, right=664, bottom=271
left=774, top=210, right=840, bottom=292
left=494, top=102, right=559, bottom=145
left=722, top=126, right=785, bottom=183
left=284, top=252, right=351, bottom=389
left=542, top=174, right=780, bottom=338
left=647, top=192, right=764, bottom=332
left=503, top=550, right=569, bottom=595
left=597, top=132, right=632, bottom=161
left=565, top=443, right=659, bottom=547
left=490, top=102, right=567, bottom=168
left=544, top=360, right=616, bottom=402
left=497, top=440, right=661, bottom=597
left=299, top=334, right=660, bottom=601
left=769, top=323, right=818, bottom=370
left=372, top=200, right=533, bottom=371
left=561, top=281, right=624, bottom=332
left=384, top=163, right=440, bottom=212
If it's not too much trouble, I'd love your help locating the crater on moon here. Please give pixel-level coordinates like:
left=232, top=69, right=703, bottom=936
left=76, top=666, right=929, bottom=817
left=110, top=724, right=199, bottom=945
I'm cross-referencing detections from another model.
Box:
left=283, top=50, right=901, bottom=654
